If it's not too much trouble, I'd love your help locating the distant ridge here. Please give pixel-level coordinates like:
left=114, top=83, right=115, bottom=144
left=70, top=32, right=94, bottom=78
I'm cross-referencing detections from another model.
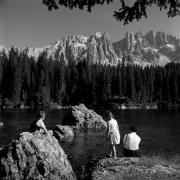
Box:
left=1, top=31, right=180, bottom=66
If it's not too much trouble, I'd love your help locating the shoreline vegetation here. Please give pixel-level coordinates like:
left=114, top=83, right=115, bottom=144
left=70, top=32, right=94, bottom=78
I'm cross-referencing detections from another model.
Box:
left=2, top=100, right=180, bottom=110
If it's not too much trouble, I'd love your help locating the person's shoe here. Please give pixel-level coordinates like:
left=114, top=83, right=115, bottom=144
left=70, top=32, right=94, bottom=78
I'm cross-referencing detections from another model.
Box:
left=106, top=154, right=112, bottom=158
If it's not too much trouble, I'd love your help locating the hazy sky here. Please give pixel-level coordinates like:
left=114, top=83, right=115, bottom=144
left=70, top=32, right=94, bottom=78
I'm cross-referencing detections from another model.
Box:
left=0, top=0, right=180, bottom=48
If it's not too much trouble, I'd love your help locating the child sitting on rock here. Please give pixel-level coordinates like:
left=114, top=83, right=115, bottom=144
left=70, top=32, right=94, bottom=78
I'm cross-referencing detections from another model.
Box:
left=29, top=110, right=48, bottom=134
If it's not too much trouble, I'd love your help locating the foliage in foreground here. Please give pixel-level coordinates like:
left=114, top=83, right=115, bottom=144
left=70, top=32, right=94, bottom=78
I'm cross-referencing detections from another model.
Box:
left=42, top=0, right=180, bottom=25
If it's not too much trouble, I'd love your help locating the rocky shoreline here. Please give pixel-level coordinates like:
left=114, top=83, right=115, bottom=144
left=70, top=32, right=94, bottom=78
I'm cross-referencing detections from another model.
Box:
left=2, top=100, right=180, bottom=110
left=0, top=101, right=163, bottom=110
left=0, top=131, right=76, bottom=180
left=0, top=104, right=107, bottom=179
left=1, top=131, right=180, bottom=180
left=0, top=104, right=180, bottom=179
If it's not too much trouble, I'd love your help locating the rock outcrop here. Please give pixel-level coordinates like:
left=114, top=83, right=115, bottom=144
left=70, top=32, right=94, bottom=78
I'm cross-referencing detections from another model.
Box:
left=0, top=32, right=119, bottom=65
left=92, top=157, right=180, bottom=180
left=53, top=125, right=74, bottom=142
left=1, top=31, right=180, bottom=67
left=0, top=131, right=76, bottom=180
left=113, top=31, right=180, bottom=66
left=62, top=104, right=107, bottom=129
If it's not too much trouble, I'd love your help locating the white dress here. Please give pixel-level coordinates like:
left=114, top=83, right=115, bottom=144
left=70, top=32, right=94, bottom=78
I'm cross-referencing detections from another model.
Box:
left=107, top=118, right=120, bottom=145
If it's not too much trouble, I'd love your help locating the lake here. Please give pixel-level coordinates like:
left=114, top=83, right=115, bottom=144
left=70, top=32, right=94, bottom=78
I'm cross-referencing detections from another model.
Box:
left=0, top=108, right=180, bottom=177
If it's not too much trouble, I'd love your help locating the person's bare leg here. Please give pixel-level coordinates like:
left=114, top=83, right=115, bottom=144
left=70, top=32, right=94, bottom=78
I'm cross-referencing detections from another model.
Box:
left=109, top=144, right=113, bottom=157
left=112, top=145, right=117, bottom=158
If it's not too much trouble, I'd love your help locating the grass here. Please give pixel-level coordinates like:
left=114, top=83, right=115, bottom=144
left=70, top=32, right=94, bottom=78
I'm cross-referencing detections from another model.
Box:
left=139, top=153, right=180, bottom=168
left=91, top=153, right=180, bottom=180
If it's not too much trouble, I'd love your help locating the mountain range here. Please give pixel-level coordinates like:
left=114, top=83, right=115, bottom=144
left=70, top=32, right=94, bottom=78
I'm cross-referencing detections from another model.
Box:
left=1, top=31, right=180, bottom=66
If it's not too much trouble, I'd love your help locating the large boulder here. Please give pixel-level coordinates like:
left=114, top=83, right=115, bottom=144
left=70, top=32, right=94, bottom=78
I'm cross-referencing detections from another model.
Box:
left=53, top=125, right=74, bottom=142
left=92, top=157, right=180, bottom=180
left=62, top=104, right=107, bottom=129
left=0, top=131, right=76, bottom=180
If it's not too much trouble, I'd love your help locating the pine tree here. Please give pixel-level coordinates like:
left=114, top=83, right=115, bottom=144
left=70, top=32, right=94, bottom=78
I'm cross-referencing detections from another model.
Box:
left=7, top=47, right=22, bottom=104
left=102, top=65, right=112, bottom=103
left=134, top=65, right=143, bottom=102
left=154, top=67, right=163, bottom=102
left=0, top=51, right=7, bottom=104
left=37, top=52, right=51, bottom=107
left=121, top=62, right=127, bottom=97
left=19, top=50, right=31, bottom=105
left=126, top=64, right=135, bottom=100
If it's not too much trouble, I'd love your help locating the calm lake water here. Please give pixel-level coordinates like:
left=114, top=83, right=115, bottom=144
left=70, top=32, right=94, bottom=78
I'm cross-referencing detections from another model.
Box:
left=0, top=108, right=180, bottom=176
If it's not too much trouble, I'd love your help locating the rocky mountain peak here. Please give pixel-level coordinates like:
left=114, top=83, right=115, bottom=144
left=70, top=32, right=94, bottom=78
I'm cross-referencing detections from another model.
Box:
left=125, top=32, right=136, bottom=51
left=145, top=30, right=157, bottom=47
left=113, top=30, right=180, bottom=66
left=0, top=31, right=180, bottom=66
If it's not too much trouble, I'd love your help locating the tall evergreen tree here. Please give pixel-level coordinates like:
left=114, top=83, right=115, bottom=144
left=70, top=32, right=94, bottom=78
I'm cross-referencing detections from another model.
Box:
left=121, top=62, right=127, bottom=97
left=37, top=52, right=51, bottom=107
left=134, top=66, right=143, bottom=102
left=126, top=64, right=135, bottom=100
left=7, top=47, right=22, bottom=104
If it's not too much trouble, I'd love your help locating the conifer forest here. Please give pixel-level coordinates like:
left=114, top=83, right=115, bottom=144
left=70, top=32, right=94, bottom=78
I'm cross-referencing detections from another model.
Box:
left=0, top=47, right=180, bottom=108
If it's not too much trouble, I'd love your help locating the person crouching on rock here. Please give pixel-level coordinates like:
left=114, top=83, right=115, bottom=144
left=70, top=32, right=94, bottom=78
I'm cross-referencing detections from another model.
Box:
left=106, top=111, right=120, bottom=159
left=29, top=110, right=48, bottom=134
left=123, top=125, right=141, bottom=157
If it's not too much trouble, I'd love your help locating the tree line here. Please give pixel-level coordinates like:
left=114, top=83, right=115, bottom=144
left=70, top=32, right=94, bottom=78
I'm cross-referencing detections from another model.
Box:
left=0, top=47, right=180, bottom=108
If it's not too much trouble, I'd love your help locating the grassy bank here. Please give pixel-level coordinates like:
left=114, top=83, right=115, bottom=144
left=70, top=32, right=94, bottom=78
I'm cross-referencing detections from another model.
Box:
left=139, top=153, right=180, bottom=168
left=91, top=154, right=180, bottom=180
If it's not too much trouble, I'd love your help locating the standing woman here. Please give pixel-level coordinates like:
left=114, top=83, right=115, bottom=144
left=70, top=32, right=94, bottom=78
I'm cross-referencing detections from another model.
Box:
left=106, top=111, right=120, bottom=158
left=29, top=110, right=48, bottom=134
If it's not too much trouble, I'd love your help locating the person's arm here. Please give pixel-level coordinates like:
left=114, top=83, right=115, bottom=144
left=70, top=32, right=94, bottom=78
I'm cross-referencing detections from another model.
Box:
left=123, top=134, right=127, bottom=145
left=41, top=122, right=48, bottom=133
left=116, top=120, right=120, bottom=133
left=106, top=122, right=110, bottom=140
left=138, top=136, right=141, bottom=148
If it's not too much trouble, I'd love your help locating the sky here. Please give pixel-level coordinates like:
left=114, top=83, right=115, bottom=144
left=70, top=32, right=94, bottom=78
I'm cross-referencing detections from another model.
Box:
left=0, top=0, right=180, bottom=48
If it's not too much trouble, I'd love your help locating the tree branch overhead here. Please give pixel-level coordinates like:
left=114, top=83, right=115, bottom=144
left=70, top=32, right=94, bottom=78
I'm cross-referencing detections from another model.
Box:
left=42, top=0, right=180, bottom=24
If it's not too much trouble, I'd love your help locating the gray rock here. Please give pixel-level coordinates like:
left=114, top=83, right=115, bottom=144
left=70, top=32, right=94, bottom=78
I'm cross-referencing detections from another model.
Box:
left=0, top=131, right=76, bottom=180
left=53, top=125, right=74, bottom=142
left=63, top=104, right=107, bottom=129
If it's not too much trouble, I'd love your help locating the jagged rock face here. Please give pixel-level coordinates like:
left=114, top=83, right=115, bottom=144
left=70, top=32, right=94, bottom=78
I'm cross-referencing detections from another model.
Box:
left=125, top=32, right=136, bottom=51
left=113, top=31, right=180, bottom=66
left=1, top=32, right=118, bottom=65
left=62, top=104, right=107, bottom=129
left=1, top=31, right=180, bottom=66
left=53, top=125, right=74, bottom=142
left=0, top=131, right=76, bottom=180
